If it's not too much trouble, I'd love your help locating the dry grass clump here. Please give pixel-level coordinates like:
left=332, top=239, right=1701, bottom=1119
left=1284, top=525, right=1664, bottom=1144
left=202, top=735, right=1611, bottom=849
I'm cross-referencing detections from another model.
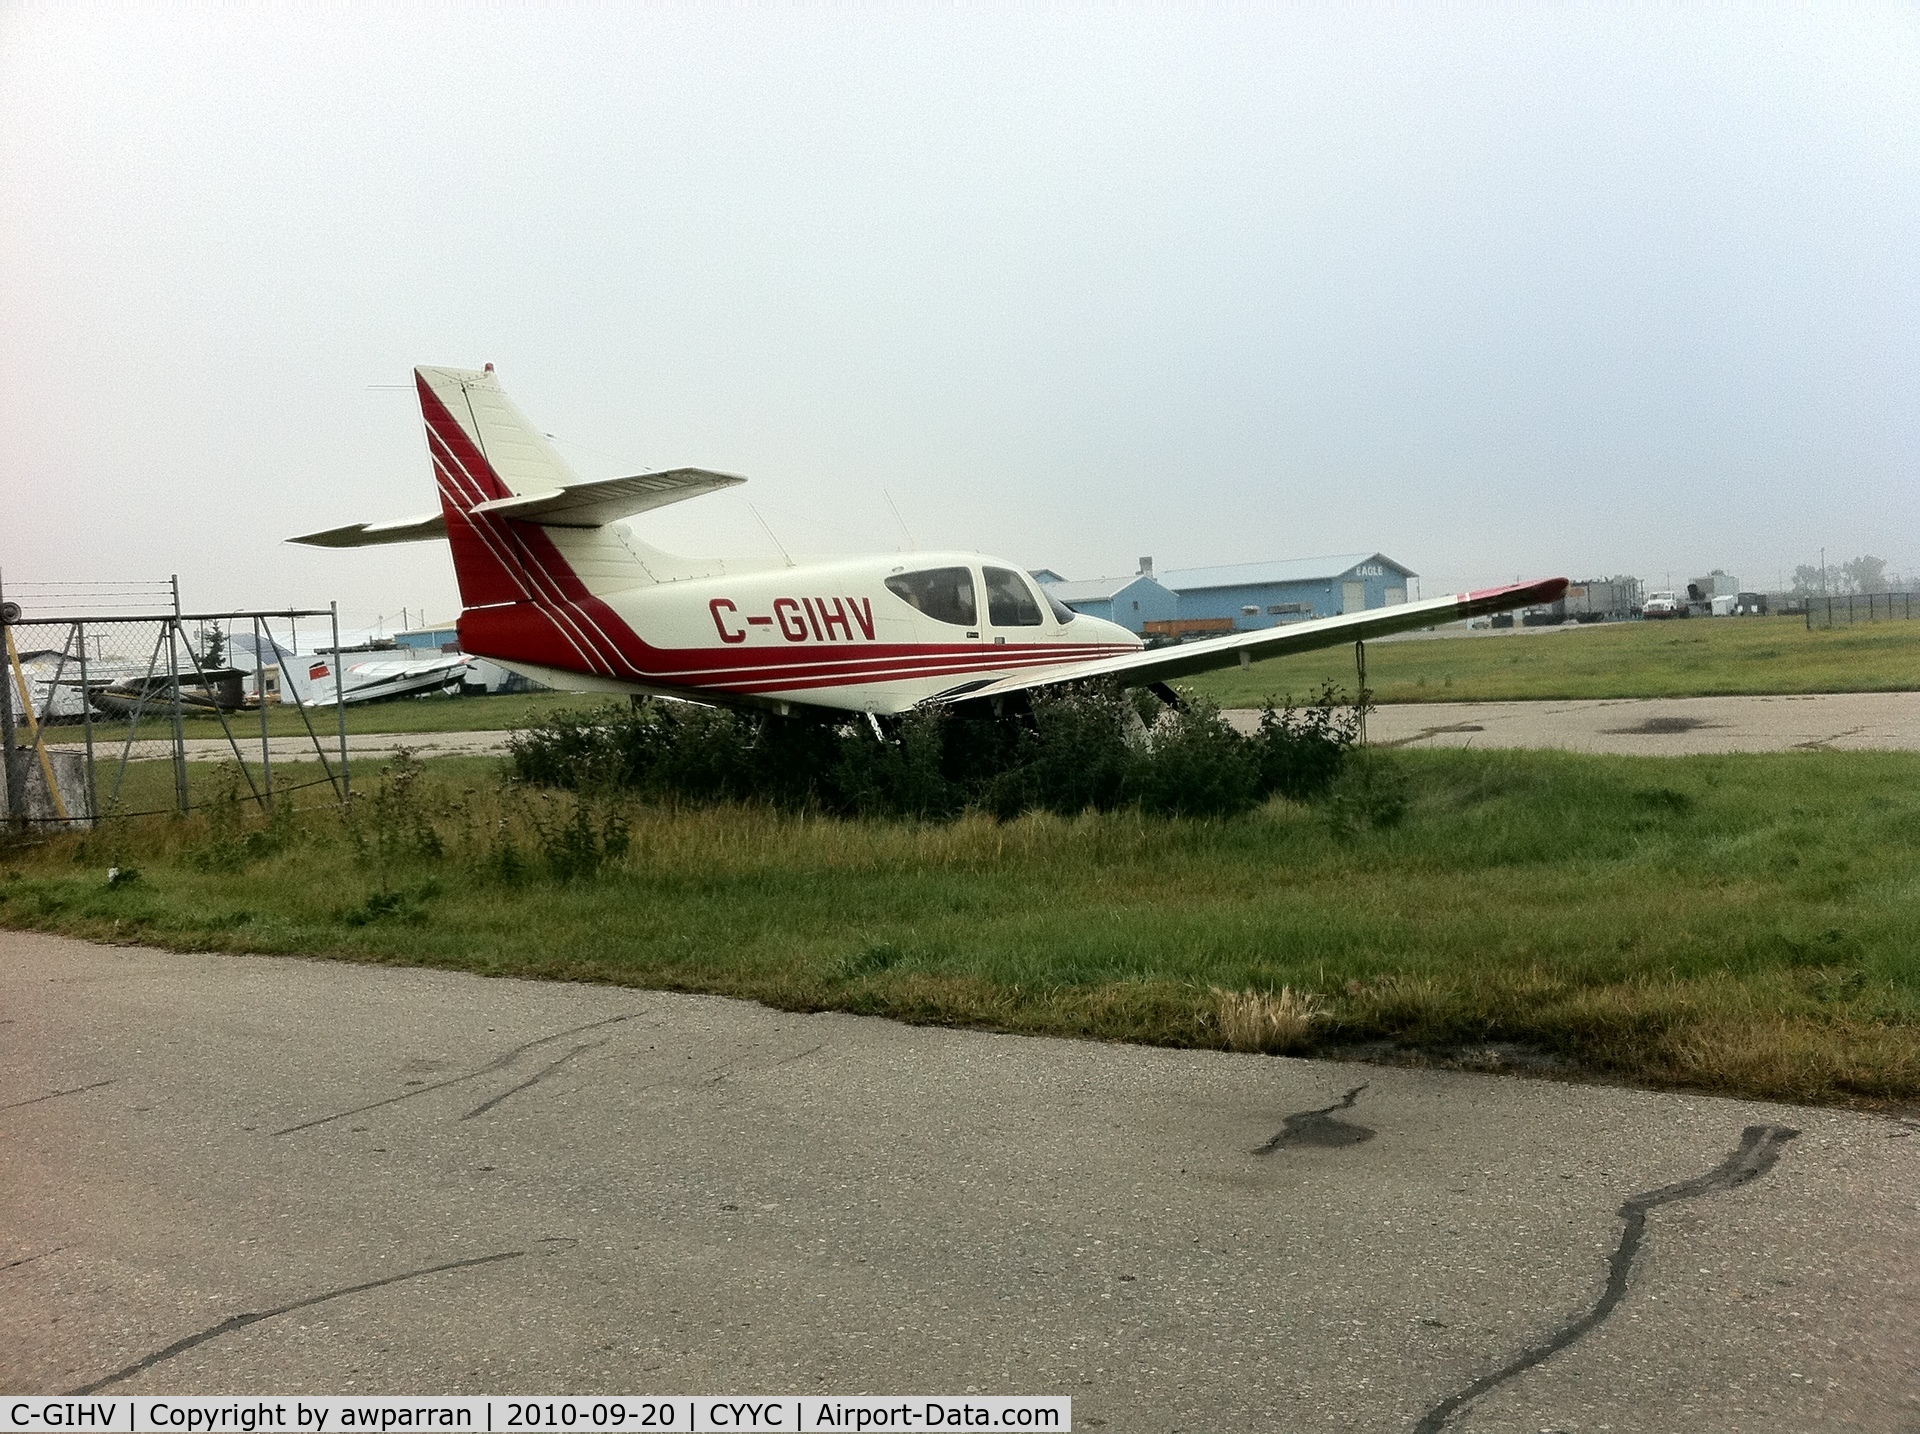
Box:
left=1210, top=985, right=1324, bottom=1054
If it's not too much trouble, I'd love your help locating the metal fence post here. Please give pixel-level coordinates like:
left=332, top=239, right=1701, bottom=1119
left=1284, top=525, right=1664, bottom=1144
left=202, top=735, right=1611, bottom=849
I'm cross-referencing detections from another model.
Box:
left=77, top=620, right=97, bottom=824
left=0, top=570, right=21, bottom=833
left=331, top=601, right=350, bottom=804
left=254, top=615, right=273, bottom=808
left=167, top=575, right=189, bottom=812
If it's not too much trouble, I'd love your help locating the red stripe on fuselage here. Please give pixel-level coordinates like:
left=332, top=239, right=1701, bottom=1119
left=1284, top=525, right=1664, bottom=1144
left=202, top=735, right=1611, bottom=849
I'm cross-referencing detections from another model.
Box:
left=416, top=373, right=1143, bottom=701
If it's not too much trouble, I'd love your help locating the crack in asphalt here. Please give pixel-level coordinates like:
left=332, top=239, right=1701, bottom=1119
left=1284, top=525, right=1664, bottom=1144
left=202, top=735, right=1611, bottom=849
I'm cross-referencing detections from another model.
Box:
left=0, top=1079, right=117, bottom=1112
left=1254, top=1084, right=1373, bottom=1153
left=1412, top=1123, right=1800, bottom=1434
left=1378, top=724, right=1487, bottom=749
left=66, top=1250, right=526, bottom=1394
left=272, top=1012, right=641, bottom=1135
left=3, top=1247, right=61, bottom=1271
left=461, top=1042, right=601, bottom=1121
left=697, top=1043, right=827, bottom=1089
left=1794, top=727, right=1866, bottom=752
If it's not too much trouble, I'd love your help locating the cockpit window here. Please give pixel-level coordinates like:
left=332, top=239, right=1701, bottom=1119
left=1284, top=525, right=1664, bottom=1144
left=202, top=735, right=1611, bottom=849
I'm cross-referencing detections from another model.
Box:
left=984, top=566, right=1044, bottom=627
left=1042, top=588, right=1077, bottom=625
left=885, top=567, right=977, bottom=627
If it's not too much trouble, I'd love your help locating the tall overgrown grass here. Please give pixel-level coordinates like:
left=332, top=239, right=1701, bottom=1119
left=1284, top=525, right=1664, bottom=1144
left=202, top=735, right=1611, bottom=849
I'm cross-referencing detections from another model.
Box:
left=3, top=745, right=1918, bottom=1106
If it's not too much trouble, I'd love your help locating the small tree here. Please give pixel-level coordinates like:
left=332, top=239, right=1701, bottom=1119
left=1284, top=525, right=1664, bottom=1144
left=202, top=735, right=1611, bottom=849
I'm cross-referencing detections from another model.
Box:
left=197, top=623, right=227, bottom=668
left=1840, top=555, right=1888, bottom=595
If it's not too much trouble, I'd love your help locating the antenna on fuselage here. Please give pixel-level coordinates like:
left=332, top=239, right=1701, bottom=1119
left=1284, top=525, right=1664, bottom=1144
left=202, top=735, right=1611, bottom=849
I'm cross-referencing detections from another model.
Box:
left=749, top=504, right=796, bottom=568
left=883, top=489, right=917, bottom=551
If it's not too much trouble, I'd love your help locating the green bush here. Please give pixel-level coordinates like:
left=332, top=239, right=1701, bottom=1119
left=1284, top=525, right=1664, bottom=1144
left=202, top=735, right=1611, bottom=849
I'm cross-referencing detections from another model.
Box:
left=508, top=682, right=1361, bottom=822
left=1250, top=682, right=1363, bottom=801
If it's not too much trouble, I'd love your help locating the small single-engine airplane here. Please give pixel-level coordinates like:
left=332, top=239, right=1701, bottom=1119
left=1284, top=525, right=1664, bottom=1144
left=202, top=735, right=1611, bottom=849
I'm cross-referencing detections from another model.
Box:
left=229, top=631, right=473, bottom=707
left=292, top=366, right=1567, bottom=718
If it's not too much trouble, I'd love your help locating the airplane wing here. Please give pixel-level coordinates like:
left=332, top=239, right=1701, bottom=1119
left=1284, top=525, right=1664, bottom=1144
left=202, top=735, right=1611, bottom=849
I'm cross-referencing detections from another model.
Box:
left=290, top=512, right=448, bottom=547
left=469, top=468, right=747, bottom=527
left=289, top=470, right=745, bottom=546
left=938, top=578, right=1569, bottom=703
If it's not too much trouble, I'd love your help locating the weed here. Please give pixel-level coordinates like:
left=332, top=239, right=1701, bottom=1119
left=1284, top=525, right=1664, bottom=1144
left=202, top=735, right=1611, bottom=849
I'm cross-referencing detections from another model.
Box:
left=1209, top=986, right=1323, bottom=1053
left=1322, top=753, right=1411, bottom=836
left=350, top=750, right=444, bottom=871
left=341, top=886, right=430, bottom=926
left=527, top=790, right=631, bottom=882
left=186, top=763, right=296, bottom=872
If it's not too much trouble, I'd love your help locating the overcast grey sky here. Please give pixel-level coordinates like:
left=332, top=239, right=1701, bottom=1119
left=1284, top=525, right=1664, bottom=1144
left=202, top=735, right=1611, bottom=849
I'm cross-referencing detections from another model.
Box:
left=3, top=3, right=1914, bottom=628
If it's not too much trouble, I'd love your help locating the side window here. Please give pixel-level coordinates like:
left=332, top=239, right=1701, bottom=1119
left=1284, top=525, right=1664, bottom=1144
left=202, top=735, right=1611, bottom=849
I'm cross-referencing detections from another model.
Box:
left=885, top=567, right=977, bottom=627
left=984, top=567, right=1044, bottom=626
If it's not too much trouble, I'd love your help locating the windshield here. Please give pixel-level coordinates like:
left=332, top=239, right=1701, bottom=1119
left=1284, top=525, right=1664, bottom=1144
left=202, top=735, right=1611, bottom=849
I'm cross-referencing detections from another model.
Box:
left=884, top=567, right=977, bottom=627
left=984, top=567, right=1044, bottom=627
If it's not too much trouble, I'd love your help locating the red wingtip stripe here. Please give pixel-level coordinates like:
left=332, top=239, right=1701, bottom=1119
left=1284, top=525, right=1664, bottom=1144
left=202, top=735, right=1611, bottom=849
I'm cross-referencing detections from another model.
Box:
left=1463, top=577, right=1569, bottom=605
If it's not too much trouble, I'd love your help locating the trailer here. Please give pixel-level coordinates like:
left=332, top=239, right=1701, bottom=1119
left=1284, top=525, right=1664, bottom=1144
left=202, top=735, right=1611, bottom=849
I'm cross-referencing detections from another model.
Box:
left=1522, top=576, right=1643, bottom=625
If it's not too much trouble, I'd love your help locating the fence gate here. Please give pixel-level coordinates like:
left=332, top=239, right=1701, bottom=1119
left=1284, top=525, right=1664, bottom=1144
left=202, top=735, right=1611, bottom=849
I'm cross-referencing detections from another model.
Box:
left=0, top=575, right=353, bottom=834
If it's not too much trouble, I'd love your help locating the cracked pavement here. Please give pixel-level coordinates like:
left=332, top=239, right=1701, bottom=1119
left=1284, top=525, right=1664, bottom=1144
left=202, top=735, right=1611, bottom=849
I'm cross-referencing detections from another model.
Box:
left=1222, top=691, right=1920, bottom=755
left=3, top=930, right=1916, bottom=1431
left=58, top=691, right=1920, bottom=767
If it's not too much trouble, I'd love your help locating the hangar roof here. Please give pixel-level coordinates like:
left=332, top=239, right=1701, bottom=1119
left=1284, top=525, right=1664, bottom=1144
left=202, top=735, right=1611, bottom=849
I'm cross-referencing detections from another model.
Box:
left=1159, top=552, right=1415, bottom=592
left=1038, top=574, right=1168, bottom=603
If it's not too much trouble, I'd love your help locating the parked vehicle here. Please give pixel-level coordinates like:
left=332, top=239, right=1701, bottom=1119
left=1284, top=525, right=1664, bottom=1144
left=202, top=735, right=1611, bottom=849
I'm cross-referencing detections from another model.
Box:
left=1641, top=591, right=1686, bottom=619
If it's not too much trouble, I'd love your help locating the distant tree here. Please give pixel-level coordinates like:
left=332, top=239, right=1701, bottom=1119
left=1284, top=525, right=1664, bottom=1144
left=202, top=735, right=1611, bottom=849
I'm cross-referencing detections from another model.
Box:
left=198, top=623, right=226, bottom=668
left=1790, top=564, right=1826, bottom=597
left=1840, top=555, right=1888, bottom=594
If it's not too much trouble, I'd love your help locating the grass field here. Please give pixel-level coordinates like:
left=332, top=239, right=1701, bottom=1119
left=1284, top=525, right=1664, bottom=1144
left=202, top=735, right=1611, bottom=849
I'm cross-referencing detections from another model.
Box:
left=1184, top=614, right=1920, bottom=708
left=5, top=746, right=1916, bottom=1108
left=37, top=616, right=1920, bottom=747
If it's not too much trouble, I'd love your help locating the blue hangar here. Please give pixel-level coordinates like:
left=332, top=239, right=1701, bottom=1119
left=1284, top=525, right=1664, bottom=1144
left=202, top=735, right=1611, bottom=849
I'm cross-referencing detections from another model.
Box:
left=1160, top=553, right=1416, bottom=630
left=1035, top=554, right=1417, bottom=636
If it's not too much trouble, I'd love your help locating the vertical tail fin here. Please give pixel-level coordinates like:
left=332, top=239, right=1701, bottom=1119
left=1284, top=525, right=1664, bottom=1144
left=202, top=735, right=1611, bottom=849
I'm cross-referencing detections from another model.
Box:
left=229, top=631, right=326, bottom=707
left=416, top=365, right=586, bottom=609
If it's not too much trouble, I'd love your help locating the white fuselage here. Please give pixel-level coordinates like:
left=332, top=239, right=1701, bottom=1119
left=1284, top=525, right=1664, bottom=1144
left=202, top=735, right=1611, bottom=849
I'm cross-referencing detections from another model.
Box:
left=458, top=542, right=1143, bottom=715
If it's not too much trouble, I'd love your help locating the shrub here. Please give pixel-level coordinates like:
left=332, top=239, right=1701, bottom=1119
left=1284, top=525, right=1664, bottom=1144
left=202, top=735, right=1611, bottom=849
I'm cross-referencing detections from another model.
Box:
left=508, top=682, right=1364, bottom=823
left=834, top=711, right=960, bottom=819
left=1250, top=682, right=1362, bottom=801
left=1132, top=697, right=1261, bottom=818
left=985, top=685, right=1139, bottom=817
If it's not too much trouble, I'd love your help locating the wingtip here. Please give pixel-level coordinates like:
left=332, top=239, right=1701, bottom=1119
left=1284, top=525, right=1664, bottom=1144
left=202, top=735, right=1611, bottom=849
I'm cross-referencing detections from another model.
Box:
left=1465, top=576, right=1570, bottom=604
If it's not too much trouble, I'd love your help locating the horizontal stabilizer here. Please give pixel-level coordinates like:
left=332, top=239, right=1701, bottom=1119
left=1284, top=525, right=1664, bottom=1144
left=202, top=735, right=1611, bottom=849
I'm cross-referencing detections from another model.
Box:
left=290, top=512, right=448, bottom=548
left=468, top=468, right=748, bottom=527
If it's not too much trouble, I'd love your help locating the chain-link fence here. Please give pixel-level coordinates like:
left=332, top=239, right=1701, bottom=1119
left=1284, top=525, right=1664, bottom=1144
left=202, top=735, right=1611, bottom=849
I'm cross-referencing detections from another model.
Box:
left=1806, top=592, right=1919, bottom=628
left=1, top=577, right=352, bottom=833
